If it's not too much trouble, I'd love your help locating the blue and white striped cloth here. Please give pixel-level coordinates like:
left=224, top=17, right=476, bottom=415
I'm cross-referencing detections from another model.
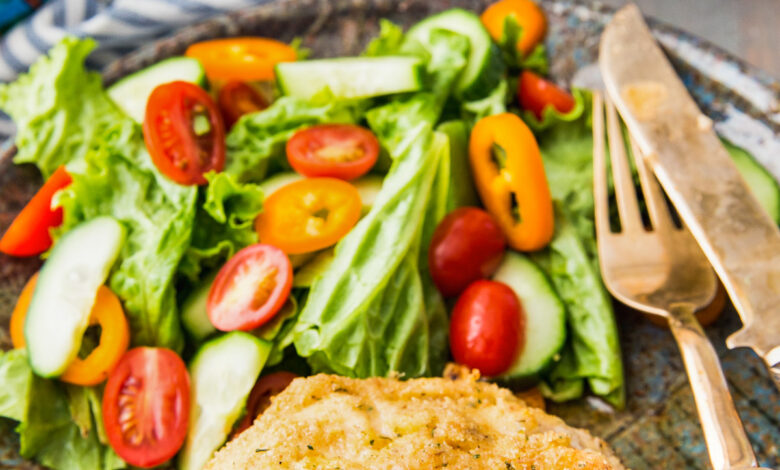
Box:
left=0, top=0, right=271, bottom=139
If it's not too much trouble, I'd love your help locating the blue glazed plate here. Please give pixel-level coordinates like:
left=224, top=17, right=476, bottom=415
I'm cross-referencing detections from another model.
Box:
left=1, top=1, right=778, bottom=468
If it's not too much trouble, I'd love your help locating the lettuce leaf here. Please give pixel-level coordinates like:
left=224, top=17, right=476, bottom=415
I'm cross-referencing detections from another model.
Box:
left=363, top=19, right=405, bottom=57
left=179, top=172, right=264, bottom=280
left=0, top=37, right=126, bottom=178
left=526, top=89, right=625, bottom=407
left=0, top=350, right=124, bottom=470
left=225, top=96, right=365, bottom=182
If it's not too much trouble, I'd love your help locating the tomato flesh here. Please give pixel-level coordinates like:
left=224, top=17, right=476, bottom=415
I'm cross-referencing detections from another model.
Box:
left=255, top=178, right=362, bottom=254
left=207, top=244, right=293, bottom=331
left=0, top=165, right=71, bottom=257
left=429, top=207, right=506, bottom=297
left=518, top=70, right=575, bottom=120
left=233, top=371, right=298, bottom=436
left=103, top=348, right=190, bottom=468
left=218, top=81, right=267, bottom=128
left=143, top=81, right=225, bottom=186
left=286, top=124, right=379, bottom=180
left=449, top=280, right=523, bottom=376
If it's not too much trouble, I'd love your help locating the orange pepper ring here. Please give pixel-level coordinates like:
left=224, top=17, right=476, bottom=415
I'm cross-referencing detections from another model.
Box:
left=11, top=275, right=130, bottom=386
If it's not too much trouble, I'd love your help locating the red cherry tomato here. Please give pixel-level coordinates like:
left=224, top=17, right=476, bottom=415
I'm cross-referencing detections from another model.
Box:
left=233, top=371, right=298, bottom=436
left=143, top=81, right=226, bottom=186
left=518, top=70, right=575, bottom=120
left=0, top=166, right=71, bottom=257
left=286, top=124, right=379, bottom=180
left=449, top=280, right=524, bottom=376
left=218, top=81, right=267, bottom=128
left=207, top=244, right=293, bottom=331
left=429, top=207, right=506, bottom=297
left=102, top=348, right=190, bottom=468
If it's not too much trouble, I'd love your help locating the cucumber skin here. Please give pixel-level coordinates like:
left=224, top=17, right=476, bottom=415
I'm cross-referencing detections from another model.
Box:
left=404, top=8, right=505, bottom=100
left=492, top=253, right=566, bottom=387
left=181, top=272, right=218, bottom=342
left=179, top=332, right=272, bottom=470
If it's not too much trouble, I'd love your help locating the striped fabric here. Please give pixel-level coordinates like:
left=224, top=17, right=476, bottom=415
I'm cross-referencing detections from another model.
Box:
left=0, top=0, right=271, bottom=139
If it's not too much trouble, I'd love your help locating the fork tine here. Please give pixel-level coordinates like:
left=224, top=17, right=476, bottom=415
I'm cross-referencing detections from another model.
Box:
left=605, top=97, right=644, bottom=233
left=630, top=134, right=677, bottom=232
left=592, top=92, right=611, bottom=237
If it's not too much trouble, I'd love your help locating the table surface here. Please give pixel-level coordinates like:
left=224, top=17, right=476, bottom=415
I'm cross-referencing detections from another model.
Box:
left=599, top=0, right=780, bottom=79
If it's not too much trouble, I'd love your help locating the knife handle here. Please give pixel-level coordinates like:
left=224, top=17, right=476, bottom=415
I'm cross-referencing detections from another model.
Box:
left=668, top=304, right=758, bottom=470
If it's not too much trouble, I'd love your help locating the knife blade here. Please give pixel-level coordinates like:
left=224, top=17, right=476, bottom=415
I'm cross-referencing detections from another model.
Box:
left=599, top=4, right=780, bottom=392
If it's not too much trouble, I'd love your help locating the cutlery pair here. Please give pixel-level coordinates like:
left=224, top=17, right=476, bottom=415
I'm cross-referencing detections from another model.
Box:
left=595, top=4, right=779, bottom=469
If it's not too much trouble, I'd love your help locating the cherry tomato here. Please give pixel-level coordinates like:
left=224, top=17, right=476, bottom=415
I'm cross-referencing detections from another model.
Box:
left=255, top=178, right=362, bottom=254
left=143, top=81, right=225, bottom=186
left=286, top=124, right=379, bottom=180
left=207, top=244, right=293, bottom=331
left=518, top=70, right=576, bottom=121
left=429, top=207, right=506, bottom=297
left=233, top=371, right=298, bottom=436
left=449, top=280, right=524, bottom=376
left=103, top=348, right=190, bottom=468
left=0, top=166, right=71, bottom=257
left=185, top=38, right=296, bottom=82
left=218, top=81, right=267, bottom=128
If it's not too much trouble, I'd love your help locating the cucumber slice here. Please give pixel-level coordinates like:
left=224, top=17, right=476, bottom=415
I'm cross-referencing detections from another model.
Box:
left=24, top=217, right=125, bottom=377
left=178, top=332, right=272, bottom=470
left=181, top=271, right=218, bottom=342
left=723, top=140, right=780, bottom=224
left=353, top=175, right=384, bottom=214
left=107, top=56, right=206, bottom=123
left=293, top=248, right=335, bottom=288
left=276, top=56, right=424, bottom=101
left=492, top=252, right=566, bottom=384
left=404, top=8, right=504, bottom=99
left=258, top=172, right=303, bottom=197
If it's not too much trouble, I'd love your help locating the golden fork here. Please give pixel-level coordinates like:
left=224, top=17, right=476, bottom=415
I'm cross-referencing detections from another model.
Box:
left=592, top=92, right=760, bottom=470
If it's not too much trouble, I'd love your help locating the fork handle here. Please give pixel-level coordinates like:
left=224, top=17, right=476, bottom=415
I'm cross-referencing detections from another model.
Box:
left=668, top=304, right=758, bottom=470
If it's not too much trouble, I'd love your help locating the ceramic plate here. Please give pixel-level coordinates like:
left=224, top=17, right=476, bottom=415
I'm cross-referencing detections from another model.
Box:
left=1, top=0, right=778, bottom=468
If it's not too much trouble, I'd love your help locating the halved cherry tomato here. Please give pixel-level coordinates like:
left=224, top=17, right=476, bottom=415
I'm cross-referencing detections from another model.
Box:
left=207, top=244, right=293, bottom=331
left=255, top=178, right=362, bottom=254
left=286, top=124, right=379, bottom=180
left=143, top=81, right=225, bottom=186
left=103, top=348, right=190, bottom=468
left=519, top=70, right=575, bottom=120
left=218, top=81, right=267, bottom=128
left=429, top=208, right=506, bottom=297
left=469, top=113, right=554, bottom=251
left=233, top=371, right=298, bottom=436
left=481, top=0, right=547, bottom=55
left=185, top=38, right=297, bottom=82
left=12, top=274, right=130, bottom=385
left=0, top=166, right=71, bottom=257
left=449, top=280, right=524, bottom=376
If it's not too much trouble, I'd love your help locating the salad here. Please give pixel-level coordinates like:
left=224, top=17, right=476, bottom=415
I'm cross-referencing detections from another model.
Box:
left=1, top=0, right=778, bottom=469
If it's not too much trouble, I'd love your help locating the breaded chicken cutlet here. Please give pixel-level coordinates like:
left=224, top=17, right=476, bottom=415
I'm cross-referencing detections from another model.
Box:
left=206, top=371, right=625, bottom=469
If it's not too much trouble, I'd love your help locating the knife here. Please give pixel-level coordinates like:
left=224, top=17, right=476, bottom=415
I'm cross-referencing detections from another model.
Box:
left=599, top=4, right=780, bottom=393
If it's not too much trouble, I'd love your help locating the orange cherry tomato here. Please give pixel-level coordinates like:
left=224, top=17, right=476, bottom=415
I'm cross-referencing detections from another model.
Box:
left=143, top=81, right=226, bottom=186
left=481, top=0, right=547, bottom=55
left=185, top=37, right=297, bottom=82
left=286, top=124, right=379, bottom=181
left=11, top=274, right=130, bottom=386
left=0, top=166, right=71, bottom=257
left=218, top=81, right=268, bottom=128
left=255, top=178, right=362, bottom=254
left=518, top=70, right=576, bottom=120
